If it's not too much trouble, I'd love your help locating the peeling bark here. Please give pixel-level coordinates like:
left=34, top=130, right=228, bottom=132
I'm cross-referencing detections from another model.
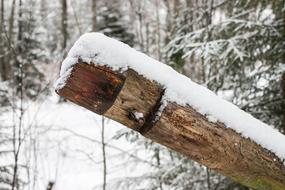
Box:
left=56, top=62, right=285, bottom=190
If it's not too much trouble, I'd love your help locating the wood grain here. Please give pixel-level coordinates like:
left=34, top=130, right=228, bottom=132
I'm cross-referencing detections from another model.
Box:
left=56, top=62, right=285, bottom=190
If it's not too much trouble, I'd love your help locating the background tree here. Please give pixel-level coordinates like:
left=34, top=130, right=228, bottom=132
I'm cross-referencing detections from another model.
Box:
left=98, top=1, right=134, bottom=47
left=61, top=0, right=68, bottom=52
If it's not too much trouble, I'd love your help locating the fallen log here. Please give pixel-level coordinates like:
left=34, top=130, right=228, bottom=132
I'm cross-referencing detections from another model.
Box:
left=55, top=33, right=285, bottom=190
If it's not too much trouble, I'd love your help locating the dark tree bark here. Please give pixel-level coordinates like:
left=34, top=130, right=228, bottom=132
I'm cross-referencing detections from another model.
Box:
left=46, top=181, right=55, bottom=190
left=163, top=0, right=172, bottom=44
left=0, top=0, right=5, bottom=81
left=281, top=73, right=285, bottom=134
left=1, top=0, right=16, bottom=81
left=61, top=0, right=68, bottom=50
left=15, top=0, right=23, bottom=85
left=8, top=0, right=16, bottom=44
left=101, top=117, right=107, bottom=190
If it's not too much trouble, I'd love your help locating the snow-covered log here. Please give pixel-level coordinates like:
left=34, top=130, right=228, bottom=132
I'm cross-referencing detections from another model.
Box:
left=55, top=33, right=285, bottom=190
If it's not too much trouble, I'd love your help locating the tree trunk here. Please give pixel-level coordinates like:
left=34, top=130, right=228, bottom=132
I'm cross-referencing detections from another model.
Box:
left=155, top=0, right=161, bottom=61
left=0, top=0, right=5, bottom=81
left=163, top=0, right=172, bottom=44
left=56, top=62, right=285, bottom=190
left=91, top=0, right=97, bottom=31
left=61, top=0, right=68, bottom=51
left=101, top=116, right=107, bottom=190
left=15, top=0, right=23, bottom=88
left=281, top=72, right=285, bottom=134
left=40, top=0, right=47, bottom=20
left=2, top=0, right=16, bottom=81
left=46, top=181, right=55, bottom=190
left=174, top=0, right=180, bottom=17
left=8, top=0, right=16, bottom=44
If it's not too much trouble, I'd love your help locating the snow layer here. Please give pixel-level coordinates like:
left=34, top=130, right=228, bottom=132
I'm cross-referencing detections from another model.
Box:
left=56, top=32, right=285, bottom=161
left=134, top=111, right=144, bottom=120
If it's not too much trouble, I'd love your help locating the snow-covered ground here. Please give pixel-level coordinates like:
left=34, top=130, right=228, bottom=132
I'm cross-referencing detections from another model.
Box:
left=0, top=92, right=151, bottom=190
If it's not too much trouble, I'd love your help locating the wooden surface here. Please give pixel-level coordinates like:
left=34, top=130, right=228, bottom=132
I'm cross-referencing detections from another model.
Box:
left=56, top=62, right=285, bottom=190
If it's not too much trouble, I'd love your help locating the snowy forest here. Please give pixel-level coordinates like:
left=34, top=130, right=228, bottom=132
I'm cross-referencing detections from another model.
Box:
left=0, top=0, right=285, bottom=190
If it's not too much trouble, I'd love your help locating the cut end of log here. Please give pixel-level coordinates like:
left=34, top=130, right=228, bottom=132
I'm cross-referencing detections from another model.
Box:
left=56, top=62, right=164, bottom=133
left=56, top=63, right=125, bottom=114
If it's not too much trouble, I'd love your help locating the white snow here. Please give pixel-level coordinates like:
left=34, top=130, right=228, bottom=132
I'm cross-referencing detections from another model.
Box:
left=134, top=112, right=144, bottom=120
left=56, top=32, right=285, bottom=161
left=0, top=94, right=151, bottom=190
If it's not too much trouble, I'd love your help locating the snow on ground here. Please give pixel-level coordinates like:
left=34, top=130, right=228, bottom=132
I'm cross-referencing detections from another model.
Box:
left=56, top=32, right=285, bottom=161
left=0, top=93, right=151, bottom=190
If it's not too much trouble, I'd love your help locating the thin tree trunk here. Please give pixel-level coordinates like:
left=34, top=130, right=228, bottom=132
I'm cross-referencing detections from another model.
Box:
left=145, top=22, right=150, bottom=54
left=12, top=1, right=24, bottom=189
left=163, top=0, right=171, bottom=44
left=8, top=0, right=16, bottom=44
left=206, top=168, right=211, bottom=190
left=281, top=0, right=285, bottom=134
left=46, top=181, right=55, bottom=190
left=16, top=0, right=23, bottom=87
left=92, top=0, right=97, bottom=31
left=57, top=62, right=285, bottom=190
left=281, top=72, right=285, bottom=134
left=0, top=0, right=5, bottom=80
left=186, top=0, right=194, bottom=31
left=174, top=0, right=180, bottom=17
left=101, top=116, right=107, bottom=190
left=40, top=0, right=47, bottom=20
left=61, top=0, right=68, bottom=51
left=136, top=1, right=145, bottom=52
left=0, top=0, right=3, bottom=35
left=4, top=0, right=16, bottom=81
left=155, top=0, right=161, bottom=61
left=128, top=0, right=144, bottom=51
left=154, top=148, right=163, bottom=190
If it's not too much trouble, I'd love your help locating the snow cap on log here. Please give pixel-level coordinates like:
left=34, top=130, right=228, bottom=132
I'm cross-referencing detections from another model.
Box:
left=55, top=32, right=285, bottom=162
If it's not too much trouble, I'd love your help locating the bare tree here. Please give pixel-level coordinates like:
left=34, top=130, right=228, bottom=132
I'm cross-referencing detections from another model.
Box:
left=11, top=1, right=25, bottom=189
left=101, top=117, right=107, bottom=190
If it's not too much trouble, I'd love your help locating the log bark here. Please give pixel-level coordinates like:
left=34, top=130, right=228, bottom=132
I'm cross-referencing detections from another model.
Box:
left=56, top=62, right=285, bottom=190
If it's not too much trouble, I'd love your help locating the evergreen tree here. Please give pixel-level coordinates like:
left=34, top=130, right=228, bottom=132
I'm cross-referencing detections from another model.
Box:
left=98, top=2, right=134, bottom=47
left=166, top=0, right=285, bottom=132
left=15, top=0, right=45, bottom=98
